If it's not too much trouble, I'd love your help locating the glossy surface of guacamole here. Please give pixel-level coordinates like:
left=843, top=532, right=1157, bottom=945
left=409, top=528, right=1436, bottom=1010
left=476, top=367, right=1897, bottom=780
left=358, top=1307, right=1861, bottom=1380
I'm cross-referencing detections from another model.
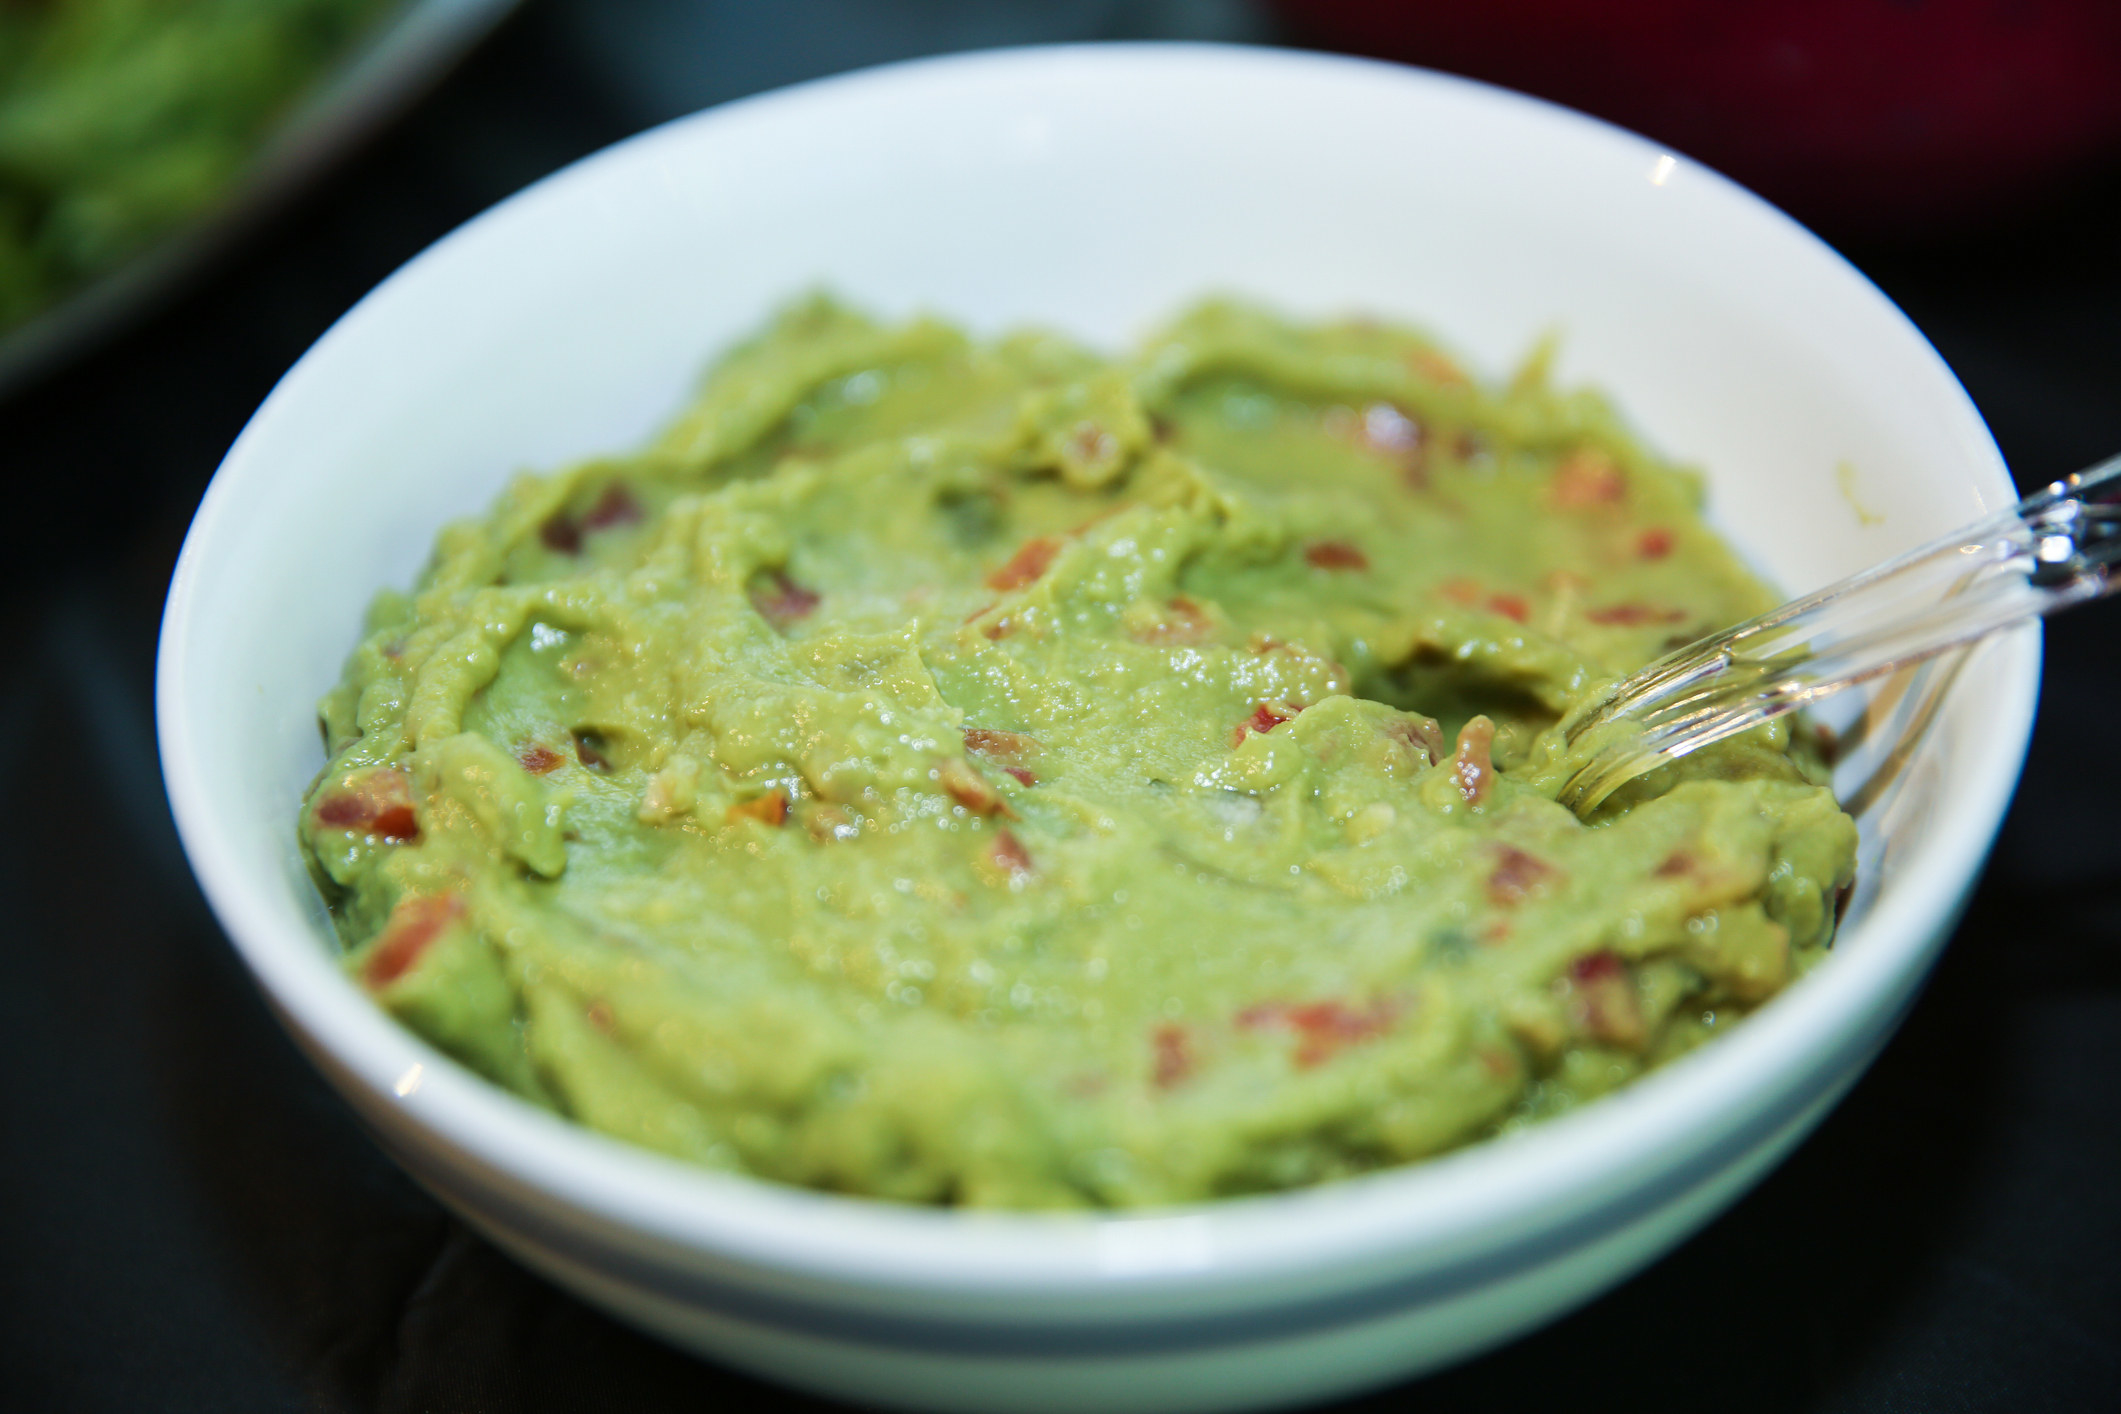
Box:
left=302, top=298, right=1857, bottom=1208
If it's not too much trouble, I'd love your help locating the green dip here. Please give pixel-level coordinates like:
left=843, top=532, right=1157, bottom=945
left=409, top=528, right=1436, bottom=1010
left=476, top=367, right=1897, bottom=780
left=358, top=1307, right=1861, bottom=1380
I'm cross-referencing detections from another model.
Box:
left=302, top=297, right=1857, bottom=1208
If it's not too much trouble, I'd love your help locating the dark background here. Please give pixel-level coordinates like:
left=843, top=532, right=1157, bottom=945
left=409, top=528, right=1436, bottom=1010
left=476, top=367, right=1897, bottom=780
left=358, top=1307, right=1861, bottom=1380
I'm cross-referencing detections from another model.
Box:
left=4, top=3, right=2117, bottom=1410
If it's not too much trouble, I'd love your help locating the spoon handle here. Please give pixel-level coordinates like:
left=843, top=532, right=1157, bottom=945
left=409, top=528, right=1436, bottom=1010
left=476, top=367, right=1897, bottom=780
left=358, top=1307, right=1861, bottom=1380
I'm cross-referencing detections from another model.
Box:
left=1556, top=452, right=2121, bottom=815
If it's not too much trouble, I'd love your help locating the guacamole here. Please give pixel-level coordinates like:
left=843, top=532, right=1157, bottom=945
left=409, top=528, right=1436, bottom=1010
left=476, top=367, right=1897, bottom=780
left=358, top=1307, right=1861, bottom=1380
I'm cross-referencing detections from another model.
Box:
left=302, top=297, right=1857, bottom=1208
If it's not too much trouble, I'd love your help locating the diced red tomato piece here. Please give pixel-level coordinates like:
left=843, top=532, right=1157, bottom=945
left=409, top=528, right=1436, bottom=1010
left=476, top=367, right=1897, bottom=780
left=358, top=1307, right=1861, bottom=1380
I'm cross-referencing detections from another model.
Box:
left=580, top=483, right=643, bottom=532
left=1549, top=449, right=1626, bottom=508
left=364, top=894, right=465, bottom=988
left=985, top=536, right=1062, bottom=592
left=1305, top=540, right=1370, bottom=571
left=750, top=570, right=821, bottom=630
left=963, top=728, right=1041, bottom=761
left=1127, top=595, right=1214, bottom=645
left=1437, top=577, right=1481, bottom=606
left=936, top=760, right=1010, bottom=817
left=1238, top=997, right=1398, bottom=1068
left=1586, top=603, right=1688, bottom=626
left=1565, top=950, right=1646, bottom=1049
left=989, top=829, right=1034, bottom=877
left=540, top=482, right=642, bottom=553
left=727, top=790, right=790, bottom=826
left=313, top=767, right=420, bottom=842
left=1152, top=1024, right=1193, bottom=1088
left=1385, top=713, right=1447, bottom=767
left=1487, top=844, right=1561, bottom=906
left=1231, top=700, right=1304, bottom=748
left=517, top=743, right=565, bottom=775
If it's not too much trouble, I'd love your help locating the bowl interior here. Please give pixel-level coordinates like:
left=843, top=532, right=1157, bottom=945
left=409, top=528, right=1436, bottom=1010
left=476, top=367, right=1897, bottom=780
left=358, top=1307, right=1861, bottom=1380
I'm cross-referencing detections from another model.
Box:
left=159, top=44, right=2028, bottom=1287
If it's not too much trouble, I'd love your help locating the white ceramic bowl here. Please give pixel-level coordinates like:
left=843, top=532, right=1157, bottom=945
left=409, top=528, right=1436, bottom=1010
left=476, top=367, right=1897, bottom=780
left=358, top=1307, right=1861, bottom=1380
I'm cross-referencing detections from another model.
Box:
left=157, top=44, right=2035, bottom=1414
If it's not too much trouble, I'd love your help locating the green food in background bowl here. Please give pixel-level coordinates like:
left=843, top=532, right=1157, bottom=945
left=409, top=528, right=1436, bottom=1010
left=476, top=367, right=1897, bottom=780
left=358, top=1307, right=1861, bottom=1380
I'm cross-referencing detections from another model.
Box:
left=0, top=0, right=514, bottom=391
left=0, top=0, right=396, bottom=327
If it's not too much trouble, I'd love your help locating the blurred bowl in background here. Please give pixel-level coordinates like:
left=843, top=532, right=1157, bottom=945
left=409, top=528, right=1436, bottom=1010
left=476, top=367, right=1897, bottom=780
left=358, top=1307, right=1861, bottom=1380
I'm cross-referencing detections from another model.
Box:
left=0, top=0, right=518, bottom=398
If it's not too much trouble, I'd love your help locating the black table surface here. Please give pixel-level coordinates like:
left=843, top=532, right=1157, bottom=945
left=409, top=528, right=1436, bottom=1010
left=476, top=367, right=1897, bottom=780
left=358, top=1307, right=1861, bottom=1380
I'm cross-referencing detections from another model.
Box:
left=4, top=6, right=2117, bottom=1411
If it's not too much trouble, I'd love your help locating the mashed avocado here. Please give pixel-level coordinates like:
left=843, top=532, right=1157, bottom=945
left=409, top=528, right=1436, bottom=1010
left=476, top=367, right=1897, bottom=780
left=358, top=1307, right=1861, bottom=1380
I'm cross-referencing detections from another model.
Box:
left=302, top=297, right=1857, bottom=1208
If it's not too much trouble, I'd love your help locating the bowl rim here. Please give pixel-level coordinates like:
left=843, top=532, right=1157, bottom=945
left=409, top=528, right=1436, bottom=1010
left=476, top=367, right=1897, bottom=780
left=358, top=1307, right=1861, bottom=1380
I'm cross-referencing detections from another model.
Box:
left=157, top=40, right=2036, bottom=1308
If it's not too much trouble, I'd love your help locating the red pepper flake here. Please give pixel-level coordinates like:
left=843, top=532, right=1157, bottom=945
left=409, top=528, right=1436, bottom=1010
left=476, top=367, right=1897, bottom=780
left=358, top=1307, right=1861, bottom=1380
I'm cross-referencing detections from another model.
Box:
left=727, top=790, right=790, bottom=827
left=1487, top=593, right=1529, bottom=623
left=516, top=743, right=565, bottom=775
left=989, top=828, right=1034, bottom=878
left=1549, top=449, right=1626, bottom=509
left=1586, top=603, right=1688, bottom=626
left=585, top=1001, right=616, bottom=1036
left=1564, top=950, right=1647, bottom=1049
left=1305, top=539, right=1370, bottom=571
left=1487, top=844, right=1562, bottom=906
left=363, top=894, right=465, bottom=988
left=1152, top=1023, right=1193, bottom=1088
left=1231, top=700, right=1303, bottom=748
left=1452, top=716, right=1496, bottom=805
left=1128, top=595, right=1214, bottom=645
left=1238, top=998, right=1398, bottom=1068
left=540, top=482, right=642, bottom=553
left=1004, top=766, right=1038, bottom=787
left=936, top=759, right=1011, bottom=817
left=571, top=730, right=612, bottom=771
left=313, top=767, right=420, bottom=842
left=1637, top=526, right=1676, bottom=560
left=1654, top=850, right=1695, bottom=878
left=985, top=536, right=1062, bottom=592
left=750, top=569, right=821, bottom=630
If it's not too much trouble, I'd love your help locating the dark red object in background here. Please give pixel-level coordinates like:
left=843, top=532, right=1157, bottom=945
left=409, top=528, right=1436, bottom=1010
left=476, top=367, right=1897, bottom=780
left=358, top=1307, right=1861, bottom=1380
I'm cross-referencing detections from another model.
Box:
left=1281, top=0, right=2121, bottom=239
